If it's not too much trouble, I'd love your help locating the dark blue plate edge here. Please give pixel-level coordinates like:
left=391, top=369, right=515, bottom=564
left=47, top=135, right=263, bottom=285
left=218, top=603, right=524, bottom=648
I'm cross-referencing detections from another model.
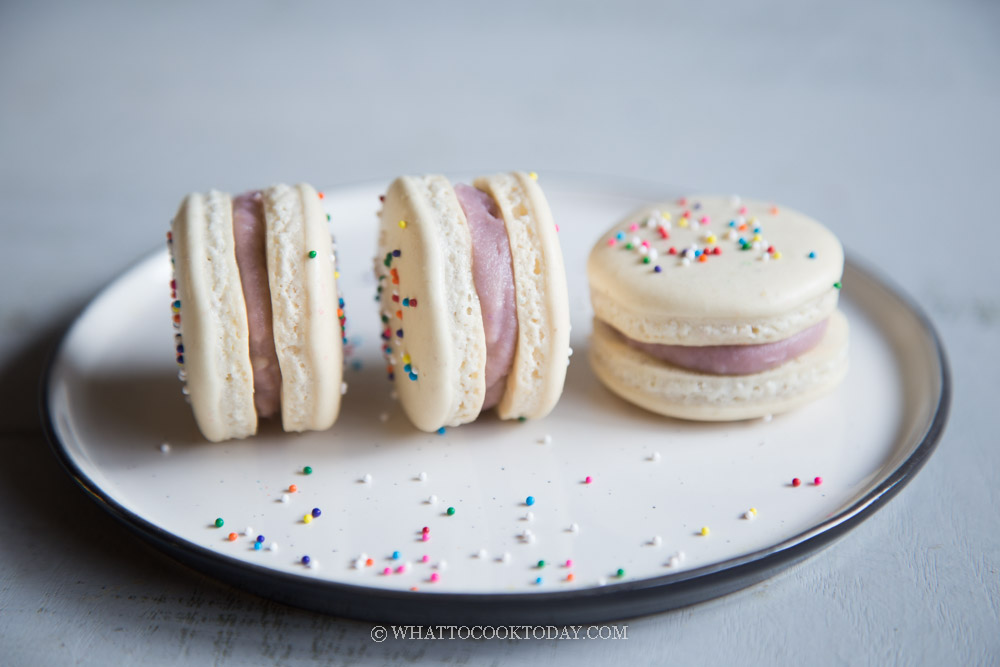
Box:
left=38, top=251, right=951, bottom=627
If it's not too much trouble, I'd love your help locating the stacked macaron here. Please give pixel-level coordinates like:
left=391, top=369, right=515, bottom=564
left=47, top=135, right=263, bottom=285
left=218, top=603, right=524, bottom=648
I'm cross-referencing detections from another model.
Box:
left=169, top=184, right=345, bottom=442
left=374, top=172, right=571, bottom=432
left=587, top=196, right=848, bottom=421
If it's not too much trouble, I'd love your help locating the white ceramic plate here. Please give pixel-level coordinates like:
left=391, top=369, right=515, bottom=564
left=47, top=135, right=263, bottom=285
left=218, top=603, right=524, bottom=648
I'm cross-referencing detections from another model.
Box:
left=44, top=176, right=949, bottom=624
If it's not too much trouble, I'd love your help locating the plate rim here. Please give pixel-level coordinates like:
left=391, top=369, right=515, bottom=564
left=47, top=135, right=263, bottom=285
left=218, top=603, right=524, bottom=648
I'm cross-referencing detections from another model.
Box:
left=39, top=181, right=951, bottom=624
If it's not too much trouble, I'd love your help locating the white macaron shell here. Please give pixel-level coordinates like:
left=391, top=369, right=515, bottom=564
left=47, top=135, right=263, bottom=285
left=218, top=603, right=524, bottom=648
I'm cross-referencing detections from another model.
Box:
left=474, top=172, right=571, bottom=421
left=589, top=309, right=849, bottom=421
left=587, top=196, right=844, bottom=345
left=171, top=191, right=256, bottom=442
left=376, top=175, right=487, bottom=432
left=263, top=183, right=342, bottom=433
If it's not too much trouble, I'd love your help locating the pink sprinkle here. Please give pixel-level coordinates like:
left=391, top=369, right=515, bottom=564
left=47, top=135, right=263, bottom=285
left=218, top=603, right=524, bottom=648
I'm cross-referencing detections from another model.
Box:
left=640, top=240, right=650, bottom=248
left=421, top=533, right=429, bottom=541
left=814, top=476, right=823, bottom=486
left=792, top=477, right=802, bottom=487
left=678, top=197, right=687, bottom=206
left=421, top=554, right=429, bottom=563
left=739, top=206, right=747, bottom=215
left=430, top=572, right=440, bottom=583
left=585, top=476, right=593, bottom=484
left=607, top=239, right=617, bottom=247
left=396, top=565, right=406, bottom=574
left=699, top=216, right=710, bottom=225
left=629, top=223, right=639, bottom=232
left=382, top=567, right=391, bottom=575
left=565, top=559, right=573, bottom=568
left=555, top=224, right=560, bottom=232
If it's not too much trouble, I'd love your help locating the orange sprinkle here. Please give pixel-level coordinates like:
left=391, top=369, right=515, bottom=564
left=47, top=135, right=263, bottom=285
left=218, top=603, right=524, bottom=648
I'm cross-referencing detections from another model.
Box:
left=698, top=254, right=708, bottom=263
left=567, top=573, right=575, bottom=582
left=317, top=192, right=325, bottom=199
left=770, top=205, right=779, bottom=214
left=738, top=224, right=747, bottom=231
left=172, top=314, right=181, bottom=324
left=396, top=310, right=403, bottom=319
left=410, top=586, right=419, bottom=591
left=366, top=558, right=374, bottom=567
left=289, top=484, right=298, bottom=493
left=228, top=533, right=238, bottom=541
left=337, top=308, right=344, bottom=317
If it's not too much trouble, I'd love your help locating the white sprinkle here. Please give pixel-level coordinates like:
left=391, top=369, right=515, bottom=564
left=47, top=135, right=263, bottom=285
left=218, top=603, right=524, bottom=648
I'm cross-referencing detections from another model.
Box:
left=244, top=527, right=253, bottom=537
left=390, top=390, right=399, bottom=401
left=524, top=511, right=534, bottom=522
left=428, top=494, right=438, bottom=505
left=159, top=443, right=171, bottom=454
left=526, top=533, right=536, bottom=544
left=631, top=235, right=641, bottom=246
left=598, top=577, right=608, bottom=586
left=567, top=347, right=574, bottom=357
left=268, top=542, right=279, bottom=552
left=477, top=548, right=488, bottom=559
left=178, top=370, right=188, bottom=382
left=668, top=555, right=681, bottom=568
left=763, top=414, right=773, bottom=422
left=652, top=535, right=662, bottom=547
left=744, top=510, right=755, bottom=520
left=650, top=451, right=661, bottom=462
left=362, top=473, right=372, bottom=484
left=638, top=244, right=648, bottom=256
left=340, top=382, right=348, bottom=395
left=680, top=257, right=691, bottom=267
left=539, top=434, right=552, bottom=445
left=437, top=560, right=448, bottom=571
left=521, top=528, right=532, bottom=539
left=281, top=494, right=290, bottom=503
left=569, top=522, right=580, bottom=533
left=418, top=471, right=428, bottom=482
left=759, top=251, right=769, bottom=261
left=308, top=559, right=318, bottom=569
left=726, top=229, right=738, bottom=241
left=648, top=248, right=658, bottom=261
left=378, top=412, right=389, bottom=423
left=354, top=558, right=365, bottom=569
left=500, top=552, right=511, bottom=564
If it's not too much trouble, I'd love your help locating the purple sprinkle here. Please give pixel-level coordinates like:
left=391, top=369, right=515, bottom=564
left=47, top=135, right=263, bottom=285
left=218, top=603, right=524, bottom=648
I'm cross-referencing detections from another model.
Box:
left=256, top=535, right=265, bottom=543
left=301, top=555, right=311, bottom=565
left=654, top=265, right=662, bottom=273
left=311, top=508, right=322, bottom=518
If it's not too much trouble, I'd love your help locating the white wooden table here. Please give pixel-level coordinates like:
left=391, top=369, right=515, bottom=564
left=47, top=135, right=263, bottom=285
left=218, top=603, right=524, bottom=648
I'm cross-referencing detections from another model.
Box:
left=1, top=1, right=997, bottom=664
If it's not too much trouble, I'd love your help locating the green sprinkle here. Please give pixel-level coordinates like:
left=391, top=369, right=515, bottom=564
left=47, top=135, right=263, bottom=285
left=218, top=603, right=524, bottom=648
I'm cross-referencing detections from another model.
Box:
left=833, top=282, right=842, bottom=290
left=617, top=568, right=625, bottom=578
left=642, top=256, right=651, bottom=264
left=537, top=560, right=545, bottom=568
left=625, top=243, right=634, bottom=250
left=308, top=250, right=317, bottom=259
left=214, top=518, right=224, bottom=528
left=517, top=416, right=527, bottom=422
left=326, top=214, right=331, bottom=221
left=303, top=466, right=313, bottom=475
left=446, top=507, right=456, bottom=516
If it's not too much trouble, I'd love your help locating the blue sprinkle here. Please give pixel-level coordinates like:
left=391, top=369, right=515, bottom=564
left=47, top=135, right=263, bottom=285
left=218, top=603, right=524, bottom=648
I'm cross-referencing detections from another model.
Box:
left=615, top=232, right=625, bottom=241
left=256, top=535, right=265, bottom=543
left=402, top=298, right=409, bottom=307
left=388, top=373, right=395, bottom=380
left=437, top=427, right=446, bottom=435
left=339, top=298, right=344, bottom=307
left=176, top=355, right=184, bottom=364
left=754, top=227, right=761, bottom=233
left=403, top=364, right=412, bottom=373
left=654, top=265, right=662, bottom=273
left=408, top=372, right=418, bottom=381
left=385, top=346, right=392, bottom=354
left=176, top=344, right=184, bottom=353
left=392, top=551, right=400, bottom=560
left=535, top=577, right=543, bottom=585
left=254, top=542, right=262, bottom=551
left=728, top=220, right=736, bottom=227
left=694, top=250, right=702, bottom=257
left=526, top=496, right=535, bottom=506
left=808, top=251, right=816, bottom=259
left=301, top=555, right=311, bottom=565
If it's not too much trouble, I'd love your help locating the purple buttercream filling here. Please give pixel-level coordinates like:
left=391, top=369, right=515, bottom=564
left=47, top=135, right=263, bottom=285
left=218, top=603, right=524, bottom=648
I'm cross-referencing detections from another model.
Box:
left=454, top=184, right=519, bottom=411
left=624, top=318, right=829, bottom=375
left=232, top=190, right=282, bottom=418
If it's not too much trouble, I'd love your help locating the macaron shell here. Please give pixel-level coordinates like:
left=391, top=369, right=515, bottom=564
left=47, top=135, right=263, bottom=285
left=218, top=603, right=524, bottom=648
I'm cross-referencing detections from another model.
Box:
left=263, top=183, right=342, bottom=433
left=474, top=172, right=571, bottom=420
left=588, top=309, right=849, bottom=421
left=376, top=175, right=487, bottom=432
left=170, top=191, right=256, bottom=442
left=587, top=197, right=844, bottom=345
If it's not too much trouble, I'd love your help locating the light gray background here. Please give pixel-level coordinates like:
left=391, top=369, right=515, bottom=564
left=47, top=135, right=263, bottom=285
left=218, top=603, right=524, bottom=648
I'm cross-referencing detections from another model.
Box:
left=1, top=1, right=997, bottom=665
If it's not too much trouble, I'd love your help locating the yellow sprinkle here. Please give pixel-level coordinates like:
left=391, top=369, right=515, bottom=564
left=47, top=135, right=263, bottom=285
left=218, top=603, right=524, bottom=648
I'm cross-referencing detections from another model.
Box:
left=402, top=353, right=411, bottom=364
left=662, top=212, right=671, bottom=221
left=752, top=234, right=762, bottom=242
left=334, top=271, right=340, bottom=279
left=398, top=220, right=408, bottom=229
left=772, top=251, right=782, bottom=259
left=706, top=234, right=717, bottom=244
left=701, top=526, right=710, bottom=536
left=679, top=219, right=689, bottom=228
left=528, top=171, right=538, bottom=181
left=303, top=515, right=313, bottom=524
left=750, top=507, right=758, bottom=515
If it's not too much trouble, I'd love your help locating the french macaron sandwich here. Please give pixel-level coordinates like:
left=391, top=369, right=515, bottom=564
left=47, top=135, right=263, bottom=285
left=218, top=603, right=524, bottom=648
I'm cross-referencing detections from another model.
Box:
left=375, top=172, right=571, bottom=432
left=587, top=195, right=848, bottom=421
left=168, top=184, right=346, bottom=442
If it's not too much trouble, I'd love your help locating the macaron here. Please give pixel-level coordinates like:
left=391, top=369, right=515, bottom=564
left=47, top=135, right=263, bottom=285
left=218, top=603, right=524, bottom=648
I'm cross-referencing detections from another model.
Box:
left=375, top=172, right=570, bottom=432
left=168, top=183, right=344, bottom=442
left=587, top=195, right=848, bottom=421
